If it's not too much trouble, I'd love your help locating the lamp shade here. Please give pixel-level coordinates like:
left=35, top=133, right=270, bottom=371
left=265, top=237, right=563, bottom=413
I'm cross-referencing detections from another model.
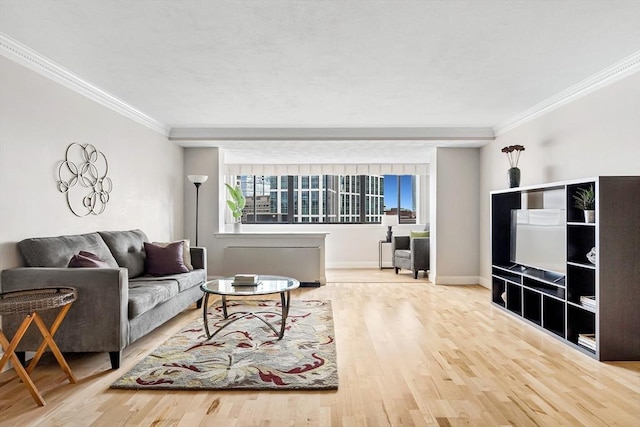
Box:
left=381, top=214, right=399, bottom=227
left=187, top=175, right=208, bottom=184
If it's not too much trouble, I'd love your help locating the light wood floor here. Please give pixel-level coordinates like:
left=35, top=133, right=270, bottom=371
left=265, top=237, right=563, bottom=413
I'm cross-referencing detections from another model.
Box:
left=1, top=269, right=638, bottom=426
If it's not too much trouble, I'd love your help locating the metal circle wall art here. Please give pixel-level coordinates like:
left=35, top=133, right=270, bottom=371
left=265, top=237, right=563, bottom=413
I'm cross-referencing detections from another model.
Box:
left=57, top=143, right=113, bottom=216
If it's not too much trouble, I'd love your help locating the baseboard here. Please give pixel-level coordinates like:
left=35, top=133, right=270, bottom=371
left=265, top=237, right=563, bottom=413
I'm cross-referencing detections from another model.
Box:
left=326, top=262, right=379, bottom=269
left=433, top=275, right=480, bottom=285
left=478, top=276, right=491, bottom=289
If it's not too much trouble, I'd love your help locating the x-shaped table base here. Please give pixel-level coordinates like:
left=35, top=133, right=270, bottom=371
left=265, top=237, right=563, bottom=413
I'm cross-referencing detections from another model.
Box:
left=0, top=304, right=76, bottom=406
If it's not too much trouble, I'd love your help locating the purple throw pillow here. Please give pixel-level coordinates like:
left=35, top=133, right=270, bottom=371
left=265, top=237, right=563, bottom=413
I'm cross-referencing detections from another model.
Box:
left=144, top=241, right=189, bottom=276
left=68, top=251, right=110, bottom=268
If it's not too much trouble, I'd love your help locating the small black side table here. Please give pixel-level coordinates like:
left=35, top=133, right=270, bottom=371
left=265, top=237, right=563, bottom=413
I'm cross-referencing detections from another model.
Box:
left=379, top=240, right=393, bottom=269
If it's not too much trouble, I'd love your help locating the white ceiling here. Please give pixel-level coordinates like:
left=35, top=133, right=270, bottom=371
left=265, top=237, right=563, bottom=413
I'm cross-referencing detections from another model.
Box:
left=1, top=0, right=639, bottom=163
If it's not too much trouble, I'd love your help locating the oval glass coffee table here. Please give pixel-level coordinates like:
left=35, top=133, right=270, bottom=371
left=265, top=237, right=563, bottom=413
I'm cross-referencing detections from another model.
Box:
left=200, top=275, right=300, bottom=340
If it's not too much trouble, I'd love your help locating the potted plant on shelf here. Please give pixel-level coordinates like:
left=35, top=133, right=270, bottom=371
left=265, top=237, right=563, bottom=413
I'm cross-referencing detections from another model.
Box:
left=573, top=185, right=595, bottom=223
left=225, top=183, right=246, bottom=232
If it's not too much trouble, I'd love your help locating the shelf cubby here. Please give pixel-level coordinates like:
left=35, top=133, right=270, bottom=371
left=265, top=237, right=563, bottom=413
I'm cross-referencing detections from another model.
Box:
left=492, top=266, right=522, bottom=284
left=567, top=305, right=596, bottom=353
left=522, top=277, right=565, bottom=300
left=492, top=277, right=506, bottom=307
left=506, top=283, right=522, bottom=315
left=566, top=182, right=596, bottom=223
left=523, top=289, right=542, bottom=326
left=542, top=296, right=565, bottom=338
left=567, top=225, right=596, bottom=265
left=566, top=265, right=596, bottom=306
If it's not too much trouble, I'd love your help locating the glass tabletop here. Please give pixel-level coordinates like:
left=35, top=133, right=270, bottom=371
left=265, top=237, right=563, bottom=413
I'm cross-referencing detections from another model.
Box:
left=201, top=275, right=300, bottom=296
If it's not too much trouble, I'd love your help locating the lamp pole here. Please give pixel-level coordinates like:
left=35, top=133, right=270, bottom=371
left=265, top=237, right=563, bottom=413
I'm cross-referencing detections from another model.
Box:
left=194, top=182, right=201, bottom=246
left=187, top=175, right=208, bottom=247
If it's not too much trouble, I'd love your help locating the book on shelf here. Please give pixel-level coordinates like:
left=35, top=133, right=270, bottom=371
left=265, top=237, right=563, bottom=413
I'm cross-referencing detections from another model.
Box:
left=232, top=274, right=258, bottom=286
left=578, top=333, right=596, bottom=351
left=580, top=295, right=596, bottom=308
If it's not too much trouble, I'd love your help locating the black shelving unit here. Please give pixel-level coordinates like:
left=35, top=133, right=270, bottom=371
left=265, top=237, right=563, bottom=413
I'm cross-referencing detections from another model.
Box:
left=490, top=176, right=640, bottom=361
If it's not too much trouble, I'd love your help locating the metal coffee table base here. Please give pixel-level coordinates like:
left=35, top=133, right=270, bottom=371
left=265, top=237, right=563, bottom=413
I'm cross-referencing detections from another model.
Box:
left=202, top=291, right=292, bottom=340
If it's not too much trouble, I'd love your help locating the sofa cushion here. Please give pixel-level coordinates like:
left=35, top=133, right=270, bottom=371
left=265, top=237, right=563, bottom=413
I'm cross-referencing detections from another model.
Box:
left=144, top=241, right=189, bottom=276
left=395, top=249, right=411, bottom=260
left=162, top=269, right=207, bottom=292
left=127, top=278, right=180, bottom=319
left=68, top=251, right=111, bottom=268
left=18, top=232, right=119, bottom=268
left=99, top=230, right=148, bottom=278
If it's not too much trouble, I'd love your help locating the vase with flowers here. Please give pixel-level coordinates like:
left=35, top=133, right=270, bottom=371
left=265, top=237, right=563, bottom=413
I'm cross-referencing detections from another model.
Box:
left=501, top=145, right=525, bottom=188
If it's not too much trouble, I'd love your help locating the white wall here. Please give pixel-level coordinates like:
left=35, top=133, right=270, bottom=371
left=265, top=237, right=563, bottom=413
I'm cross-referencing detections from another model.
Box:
left=479, top=71, right=640, bottom=287
left=430, top=147, right=481, bottom=284
left=0, top=56, right=184, bottom=273
left=184, top=147, right=223, bottom=273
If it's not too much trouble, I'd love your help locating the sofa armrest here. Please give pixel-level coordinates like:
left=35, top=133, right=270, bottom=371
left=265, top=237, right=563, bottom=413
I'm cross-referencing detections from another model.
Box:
left=1, top=267, right=129, bottom=353
left=190, top=246, right=207, bottom=276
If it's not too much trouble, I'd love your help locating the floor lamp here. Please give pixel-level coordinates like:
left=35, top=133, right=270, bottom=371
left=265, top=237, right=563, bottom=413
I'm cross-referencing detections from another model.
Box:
left=187, top=175, right=208, bottom=246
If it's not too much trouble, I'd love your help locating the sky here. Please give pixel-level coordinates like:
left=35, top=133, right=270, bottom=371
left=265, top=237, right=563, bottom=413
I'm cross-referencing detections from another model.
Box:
left=383, top=175, right=414, bottom=211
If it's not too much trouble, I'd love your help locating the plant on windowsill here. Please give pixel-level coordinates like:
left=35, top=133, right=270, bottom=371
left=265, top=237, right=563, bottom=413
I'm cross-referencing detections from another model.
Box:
left=573, top=184, right=595, bottom=223
left=225, top=184, right=246, bottom=232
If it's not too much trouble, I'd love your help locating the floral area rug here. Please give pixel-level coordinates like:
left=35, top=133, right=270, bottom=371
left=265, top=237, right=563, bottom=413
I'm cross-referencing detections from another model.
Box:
left=110, top=299, right=338, bottom=390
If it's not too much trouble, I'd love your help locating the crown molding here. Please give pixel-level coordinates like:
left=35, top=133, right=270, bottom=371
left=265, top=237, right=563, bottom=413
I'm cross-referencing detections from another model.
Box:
left=0, top=32, right=169, bottom=136
left=5, top=30, right=634, bottom=140
left=494, top=51, right=640, bottom=136
left=169, top=126, right=495, bottom=142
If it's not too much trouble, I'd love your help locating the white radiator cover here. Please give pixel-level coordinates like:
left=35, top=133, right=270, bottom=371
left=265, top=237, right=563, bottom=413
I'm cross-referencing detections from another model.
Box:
left=223, top=246, right=321, bottom=283
left=215, top=232, right=328, bottom=285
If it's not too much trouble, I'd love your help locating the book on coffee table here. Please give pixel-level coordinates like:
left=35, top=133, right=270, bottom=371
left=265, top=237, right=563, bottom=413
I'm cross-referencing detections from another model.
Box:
left=232, top=274, right=259, bottom=286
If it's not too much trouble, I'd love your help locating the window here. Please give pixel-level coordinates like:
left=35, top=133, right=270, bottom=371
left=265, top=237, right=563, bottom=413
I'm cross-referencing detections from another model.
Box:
left=311, top=191, right=319, bottom=215
left=229, top=174, right=416, bottom=224
left=301, top=191, right=309, bottom=215
left=383, top=175, right=417, bottom=223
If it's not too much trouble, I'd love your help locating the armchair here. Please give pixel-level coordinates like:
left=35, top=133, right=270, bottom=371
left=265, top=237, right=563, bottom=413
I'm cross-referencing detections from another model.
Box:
left=392, top=235, right=430, bottom=279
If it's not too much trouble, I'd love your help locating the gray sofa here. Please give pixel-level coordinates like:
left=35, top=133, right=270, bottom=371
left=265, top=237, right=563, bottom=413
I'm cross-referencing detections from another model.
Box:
left=1, top=230, right=207, bottom=369
left=392, top=235, right=430, bottom=279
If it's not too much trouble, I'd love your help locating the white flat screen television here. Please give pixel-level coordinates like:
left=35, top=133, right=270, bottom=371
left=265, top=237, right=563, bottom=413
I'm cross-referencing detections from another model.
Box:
left=510, top=209, right=566, bottom=275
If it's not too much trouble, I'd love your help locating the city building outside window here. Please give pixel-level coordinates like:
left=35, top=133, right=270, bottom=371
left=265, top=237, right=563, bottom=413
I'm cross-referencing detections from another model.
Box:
left=229, top=174, right=417, bottom=224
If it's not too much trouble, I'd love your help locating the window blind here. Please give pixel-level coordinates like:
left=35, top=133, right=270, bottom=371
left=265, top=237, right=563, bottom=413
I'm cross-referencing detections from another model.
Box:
left=224, top=163, right=429, bottom=176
